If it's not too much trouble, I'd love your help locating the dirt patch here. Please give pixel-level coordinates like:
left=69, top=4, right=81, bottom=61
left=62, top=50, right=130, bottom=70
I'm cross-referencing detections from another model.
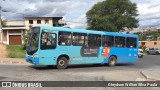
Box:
left=0, top=44, right=8, bottom=58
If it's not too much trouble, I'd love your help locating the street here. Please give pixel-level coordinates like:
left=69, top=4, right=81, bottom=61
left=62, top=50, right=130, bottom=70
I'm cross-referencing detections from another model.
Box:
left=0, top=55, right=160, bottom=90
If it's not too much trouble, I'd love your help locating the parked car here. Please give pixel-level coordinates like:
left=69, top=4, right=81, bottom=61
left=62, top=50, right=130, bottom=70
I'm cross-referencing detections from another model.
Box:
left=147, top=47, right=160, bottom=55
left=138, top=49, right=143, bottom=58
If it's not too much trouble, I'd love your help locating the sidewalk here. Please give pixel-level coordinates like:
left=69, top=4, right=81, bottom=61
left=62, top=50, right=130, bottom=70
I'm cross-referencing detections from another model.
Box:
left=0, top=44, right=8, bottom=58
left=141, top=70, right=160, bottom=81
left=0, top=58, right=30, bottom=65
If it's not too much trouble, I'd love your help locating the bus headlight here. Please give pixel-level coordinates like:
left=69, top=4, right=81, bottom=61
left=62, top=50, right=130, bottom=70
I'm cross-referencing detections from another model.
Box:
left=33, top=53, right=38, bottom=58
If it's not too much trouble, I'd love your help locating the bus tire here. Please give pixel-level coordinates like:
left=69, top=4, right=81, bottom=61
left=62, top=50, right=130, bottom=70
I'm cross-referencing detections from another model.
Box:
left=57, top=57, right=68, bottom=69
left=108, top=56, right=117, bottom=66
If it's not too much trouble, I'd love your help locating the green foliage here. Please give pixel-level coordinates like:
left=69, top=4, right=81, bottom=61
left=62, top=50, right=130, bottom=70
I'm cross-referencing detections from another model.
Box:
left=86, top=0, right=139, bottom=32
left=6, top=45, right=26, bottom=58
left=134, top=32, right=160, bottom=41
left=22, top=42, right=27, bottom=50
left=29, top=25, right=32, bottom=29
left=139, top=45, right=147, bottom=53
left=152, top=32, right=160, bottom=40
left=22, top=30, right=29, bottom=50
left=134, top=32, right=146, bottom=41
left=1, top=18, right=7, bottom=27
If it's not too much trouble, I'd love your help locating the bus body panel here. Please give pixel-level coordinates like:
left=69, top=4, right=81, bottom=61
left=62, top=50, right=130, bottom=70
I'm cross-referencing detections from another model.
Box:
left=26, top=26, right=138, bottom=66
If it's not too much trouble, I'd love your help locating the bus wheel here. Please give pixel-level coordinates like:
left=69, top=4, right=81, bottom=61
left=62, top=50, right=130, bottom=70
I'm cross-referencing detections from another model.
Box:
left=108, top=56, right=117, bottom=66
left=57, top=57, right=68, bottom=69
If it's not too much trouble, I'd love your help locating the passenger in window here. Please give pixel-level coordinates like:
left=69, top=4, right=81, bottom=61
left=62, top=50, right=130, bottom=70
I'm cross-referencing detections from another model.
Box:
left=46, top=35, right=52, bottom=45
left=58, top=35, right=65, bottom=45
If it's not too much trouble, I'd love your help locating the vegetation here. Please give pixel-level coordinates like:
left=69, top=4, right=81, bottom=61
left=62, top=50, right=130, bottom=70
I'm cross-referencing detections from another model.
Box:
left=152, top=32, right=160, bottom=40
left=6, top=45, right=26, bottom=58
left=29, top=24, right=32, bottom=29
left=139, top=45, right=147, bottom=53
left=1, top=18, right=7, bottom=27
left=134, top=32, right=146, bottom=41
left=86, top=0, right=139, bottom=32
left=134, top=32, right=160, bottom=41
left=22, top=30, right=29, bottom=50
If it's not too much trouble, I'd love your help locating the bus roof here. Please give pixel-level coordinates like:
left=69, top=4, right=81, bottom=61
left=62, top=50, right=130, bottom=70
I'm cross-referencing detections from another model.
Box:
left=38, top=26, right=138, bottom=37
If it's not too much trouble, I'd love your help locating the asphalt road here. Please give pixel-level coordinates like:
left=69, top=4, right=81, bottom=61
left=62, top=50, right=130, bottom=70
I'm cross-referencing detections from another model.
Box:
left=0, top=55, right=160, bottom=90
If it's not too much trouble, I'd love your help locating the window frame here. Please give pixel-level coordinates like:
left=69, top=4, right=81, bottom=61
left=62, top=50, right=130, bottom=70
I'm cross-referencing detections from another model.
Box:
left=45, top=19, right=49, bottom=24
left=72, top=32, right=87, bottom=46
left=58, top=31, right=72, bottom=46
left=37, top=20, right=41, bottom=24
left=115, top=36, right=126, bottom=48
left=88, top=34, right=101, bottom=47
left=40, top=31, right=57, bottom=50
left=102, top=35, right=114, bottom=47
left=29, top=20, right=33, bottom=24
left=126, top=37, right=137, bottom=48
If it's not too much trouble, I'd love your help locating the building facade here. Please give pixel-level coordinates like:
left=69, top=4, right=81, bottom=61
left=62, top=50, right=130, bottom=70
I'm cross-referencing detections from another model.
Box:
left=0, top=16, right=64, bottom=45
left=24, top=17, right=63, bottom=29
left=139, top=41, right=160, bottom=48
left=2, top=27, right=25, bottom=45
left=1, top=20, right=25, bottom=45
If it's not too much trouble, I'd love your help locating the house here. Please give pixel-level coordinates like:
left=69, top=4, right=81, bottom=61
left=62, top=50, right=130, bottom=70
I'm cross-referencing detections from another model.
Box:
left=1, top=20, right=25, bottom=45
left=24, top=17, right=64, bottom=29
left=139, top=41, right=160, bottom=48
left=0, top=16, right=65, bottom=45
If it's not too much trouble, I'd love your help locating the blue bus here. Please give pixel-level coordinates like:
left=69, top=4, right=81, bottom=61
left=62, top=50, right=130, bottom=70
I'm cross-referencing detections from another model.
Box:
left=26, top=26, right=138, bottom=69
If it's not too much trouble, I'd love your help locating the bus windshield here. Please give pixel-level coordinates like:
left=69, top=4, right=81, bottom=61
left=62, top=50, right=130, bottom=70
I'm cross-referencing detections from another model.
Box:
left=26, top=27, right=40, bottom=55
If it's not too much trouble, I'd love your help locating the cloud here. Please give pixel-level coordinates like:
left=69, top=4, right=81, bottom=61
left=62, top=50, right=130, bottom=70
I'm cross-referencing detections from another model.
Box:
left=1, top=0, right=160, bottom=28
left=66, top=14, right=87, bottom=29
left=131, top=0, right=160, bottom=28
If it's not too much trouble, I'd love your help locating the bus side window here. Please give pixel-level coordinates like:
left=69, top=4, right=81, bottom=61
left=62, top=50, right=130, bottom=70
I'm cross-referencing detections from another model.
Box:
left=72, top=33, right=87, bottom=46
left=58, top=31, right=71, bottom=46
left=41, top=32, right=57, bottom=50
left=88, top=34, right=101, bottom=47
left=126, top=37, right=137, bottom=48
left=102, top=35, right=114, bottom=47
left=115, top=36, right=125, bottom=48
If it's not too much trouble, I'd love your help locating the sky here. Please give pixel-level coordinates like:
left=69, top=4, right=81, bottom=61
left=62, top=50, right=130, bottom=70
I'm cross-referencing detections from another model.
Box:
left=1, top=0, right=160, bottom=29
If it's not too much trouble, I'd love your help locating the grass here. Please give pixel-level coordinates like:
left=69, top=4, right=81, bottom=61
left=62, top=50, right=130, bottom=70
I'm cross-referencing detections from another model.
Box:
left=6, top=45, right=26, bottom=58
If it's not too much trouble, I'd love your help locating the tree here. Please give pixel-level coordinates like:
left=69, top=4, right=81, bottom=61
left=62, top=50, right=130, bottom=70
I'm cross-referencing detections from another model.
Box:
left=134, top=32, right=145, bottom=41
left=29, top=24, right=33, bottom=29
left=86, top=0, right=139, bottom=32
left=152, top=32, right=160, bottom=40
left=0, top=18, right=6, bottom=27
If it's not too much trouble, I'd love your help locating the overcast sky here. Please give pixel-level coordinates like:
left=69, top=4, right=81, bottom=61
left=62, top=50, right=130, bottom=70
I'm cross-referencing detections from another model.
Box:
left=1, top=0, right=160, bottom=29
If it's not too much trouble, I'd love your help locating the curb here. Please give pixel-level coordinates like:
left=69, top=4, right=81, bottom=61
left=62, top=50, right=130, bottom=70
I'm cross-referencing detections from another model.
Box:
left=0, top=60, right=31, bottom=65
left=140, top=71, right=160, bottom=81
left=140, top=71, right=148, bottom=79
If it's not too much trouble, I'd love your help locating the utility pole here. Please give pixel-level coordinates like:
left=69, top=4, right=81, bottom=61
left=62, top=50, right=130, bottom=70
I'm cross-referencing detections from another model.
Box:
left=0, top=0, right=4, bottom=43
left=0, top=0, right=3, bottom=28
left=0, top=4, right=2, bottom=43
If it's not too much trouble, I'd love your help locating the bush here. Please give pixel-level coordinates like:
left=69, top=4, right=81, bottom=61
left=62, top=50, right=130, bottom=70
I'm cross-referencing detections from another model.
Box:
left=6, top=45, right=26, bottom=58
left=22, top=42, right=27, bottom=50
left=139, top=45, right=147, bottom=52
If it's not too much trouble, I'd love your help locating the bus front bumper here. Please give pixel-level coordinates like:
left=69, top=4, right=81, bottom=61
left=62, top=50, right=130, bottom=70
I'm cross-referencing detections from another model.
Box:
left=26, top=56, right=39, bottom=65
